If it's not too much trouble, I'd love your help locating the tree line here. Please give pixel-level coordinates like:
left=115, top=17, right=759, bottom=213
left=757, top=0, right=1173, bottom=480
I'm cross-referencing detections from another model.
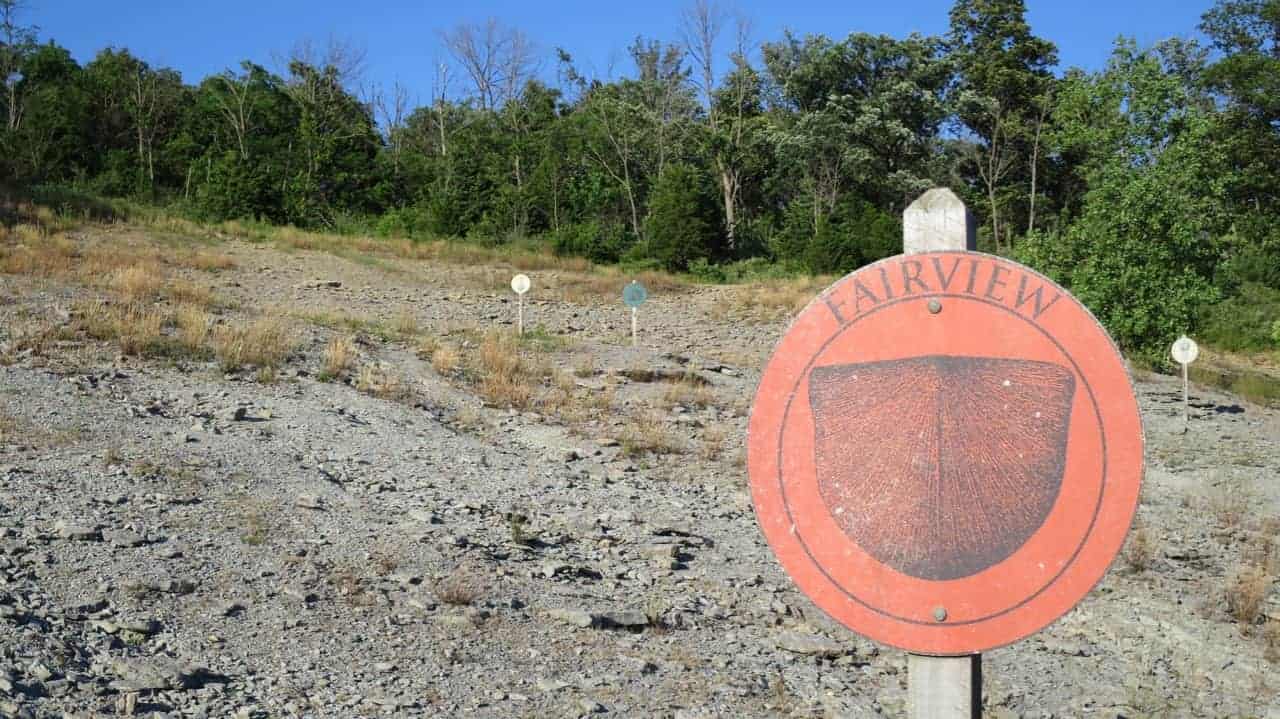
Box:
left=1, top=0, right=1278, bottom=358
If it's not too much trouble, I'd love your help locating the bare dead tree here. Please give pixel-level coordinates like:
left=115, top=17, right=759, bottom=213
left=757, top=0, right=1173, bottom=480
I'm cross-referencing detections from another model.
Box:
left=1027, top=90, right=1051, bottom=235
left=212, top=67, right=257, bottom=161
left=440, top=18, right=536, bottom=111
left=431, top=60, right=452, bottom=158
left=681, top=0, right=727, bottom=111
left=0, top=0, right=37, bottom=132
left=125, top=64, right=180, bottom=187
left=970, top=100, right=1016, bottom=253
left=277, top=35, right=368, bottom=94
left=681, top=0, right=756, bottom=250
left=373, top=80, right=410, bottom=175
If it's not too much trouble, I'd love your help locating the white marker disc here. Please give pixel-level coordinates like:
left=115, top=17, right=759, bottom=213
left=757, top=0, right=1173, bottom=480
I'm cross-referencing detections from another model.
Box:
left=1171, top=335, right=1199, bottom=365
left=511, top=274, right=531, bottom=295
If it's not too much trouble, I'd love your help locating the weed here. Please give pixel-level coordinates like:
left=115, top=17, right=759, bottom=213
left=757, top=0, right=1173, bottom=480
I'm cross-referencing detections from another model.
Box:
left=621, top=412, right=685, bottom=457
left=110, top=265, right=163, bottom=303
left=165, top=279, right=215, bottom=308
left=1226, top=564, right=1272, bottom=631
left=475, top=331, right=534, bottom=409
left=320, top=335, right=357, bottom=380
left=431, top=344, right=461, bottom=376
left=356, top=363, right=412, bottom=401
left=1208, top=479, right=1255, bottom=529
left=1122, top=524, right=1157, bottom=573
left=699, top=425, right=728, bottom=461
left=115, top=305, right=166, bottom=356
left=174, top=304, right=212, bottom=354
left=661, top=376, right=716, bottom=410
left=392, top=309, right=419, bottom=337
left=435, top=569, right=481, bottom=606
left=213, top=317, right=294, bottom=373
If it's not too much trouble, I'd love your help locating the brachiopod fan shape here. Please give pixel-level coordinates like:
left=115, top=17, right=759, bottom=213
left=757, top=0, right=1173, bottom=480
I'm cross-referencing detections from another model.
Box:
left=808, top=355, right=1076, bottom=581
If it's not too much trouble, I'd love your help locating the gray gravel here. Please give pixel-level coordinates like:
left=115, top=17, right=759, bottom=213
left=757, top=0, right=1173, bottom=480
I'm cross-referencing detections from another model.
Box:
left=0, top=235, right=1277, bottom=718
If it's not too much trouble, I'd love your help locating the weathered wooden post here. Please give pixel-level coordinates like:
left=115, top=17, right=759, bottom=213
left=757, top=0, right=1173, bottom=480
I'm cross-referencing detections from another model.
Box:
left=902, top=188, right=980, bottom=719
left=747, top=187, right=1144, bottom=719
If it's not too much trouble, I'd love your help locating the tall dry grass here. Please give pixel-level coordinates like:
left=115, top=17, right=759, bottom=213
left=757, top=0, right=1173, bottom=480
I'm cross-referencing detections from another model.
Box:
left=213, top=317, right=295, bottom=372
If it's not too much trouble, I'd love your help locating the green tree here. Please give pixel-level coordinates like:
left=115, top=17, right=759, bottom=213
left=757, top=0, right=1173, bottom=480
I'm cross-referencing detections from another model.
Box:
left=948, top=0, right=1058, bottom=249
left=1020, top=42, right=1229, bottom=357
left=8, top=42, right=90, bottom=182
left=644, top=163, right=721, bottom=271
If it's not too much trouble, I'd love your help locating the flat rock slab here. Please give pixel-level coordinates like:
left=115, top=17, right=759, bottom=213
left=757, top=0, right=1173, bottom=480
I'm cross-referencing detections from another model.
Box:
left=773, top=631, right=845, bottom=657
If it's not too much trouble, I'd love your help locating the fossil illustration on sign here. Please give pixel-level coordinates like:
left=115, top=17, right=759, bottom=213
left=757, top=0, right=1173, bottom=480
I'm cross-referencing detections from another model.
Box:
left=808, top=355, right=1076, bottom=581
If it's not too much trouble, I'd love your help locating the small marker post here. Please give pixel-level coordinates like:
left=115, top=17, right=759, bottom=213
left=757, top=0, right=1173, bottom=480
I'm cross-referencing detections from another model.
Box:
left=623, top=281, right=647, bottom=348
left=511, top=274, right=531, bottom=336
left=1171, top=335, right=1199, bottom=430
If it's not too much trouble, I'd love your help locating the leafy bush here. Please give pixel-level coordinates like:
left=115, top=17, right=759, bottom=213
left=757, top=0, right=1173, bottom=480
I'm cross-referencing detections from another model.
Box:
left=374, top=206, right=432, bottom=239
left=772, top=196, right=899, bottom=275
left=1017, top=120, right=1227, bottom=360
left=1199, top=283, right=1280, bottom=352
left=550, top=219, right=632, bottom=263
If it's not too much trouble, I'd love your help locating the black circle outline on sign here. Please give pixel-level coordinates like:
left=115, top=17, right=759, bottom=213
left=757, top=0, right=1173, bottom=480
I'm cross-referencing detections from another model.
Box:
left=776, top=289, right=1108, bottom=629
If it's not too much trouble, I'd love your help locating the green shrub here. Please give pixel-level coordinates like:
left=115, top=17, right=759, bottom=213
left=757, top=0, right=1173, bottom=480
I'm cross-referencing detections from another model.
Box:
left=1198, top=282, right=1280, bottom=352
left=772, top=196, right=899, bottom=275
left=550, top=219, right=632, bottom=263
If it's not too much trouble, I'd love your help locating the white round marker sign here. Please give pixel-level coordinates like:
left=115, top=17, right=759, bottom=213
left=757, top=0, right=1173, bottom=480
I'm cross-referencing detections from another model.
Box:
left=511, top=274, right=531, bottom=295
left=1171, top=335, right=1198, bottom=365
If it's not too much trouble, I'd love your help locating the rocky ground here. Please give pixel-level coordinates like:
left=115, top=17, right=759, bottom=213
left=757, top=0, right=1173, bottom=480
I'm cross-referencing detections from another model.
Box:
left=0, top=223, right=1277, bottom=718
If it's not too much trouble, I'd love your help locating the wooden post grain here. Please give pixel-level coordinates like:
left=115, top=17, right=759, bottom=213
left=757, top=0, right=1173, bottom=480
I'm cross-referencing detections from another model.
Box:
left=903, top=187, right=981, bottom=719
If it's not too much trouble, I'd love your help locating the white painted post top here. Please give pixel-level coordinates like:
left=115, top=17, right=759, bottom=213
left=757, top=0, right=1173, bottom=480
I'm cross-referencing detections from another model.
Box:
left=903, top=188, right=976, bottom=255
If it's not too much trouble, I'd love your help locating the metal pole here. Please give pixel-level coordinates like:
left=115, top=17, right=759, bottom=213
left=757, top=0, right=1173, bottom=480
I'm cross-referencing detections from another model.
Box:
left=518, top=295, right=524, bottom=337
left=631, top=307, right=638, bottom=348
left=903, top=188, right=981, bottom=719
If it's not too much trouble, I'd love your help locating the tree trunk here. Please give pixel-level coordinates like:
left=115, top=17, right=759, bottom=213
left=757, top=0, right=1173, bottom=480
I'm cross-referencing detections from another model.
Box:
left=719, top=164, right=738, bottom=252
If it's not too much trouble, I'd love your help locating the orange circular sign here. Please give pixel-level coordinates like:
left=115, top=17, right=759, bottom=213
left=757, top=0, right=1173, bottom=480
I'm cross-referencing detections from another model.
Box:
left=748, top=252, right=1143, bottom=656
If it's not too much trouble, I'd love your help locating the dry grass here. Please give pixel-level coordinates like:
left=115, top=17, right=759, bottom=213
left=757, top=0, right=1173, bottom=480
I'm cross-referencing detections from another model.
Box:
left=355, top=363, right=412, bottom=401
left=720, top=276, right=828, bottom=321
left=699, top=424, right=728, bottom=461
left=431, top=343, right=461, bottom=376
left=109, top=264, right=163, bottom=303
left=0, top=316, right=69, bottom=362
left=1206, top=480, right=1254, bottom=530
left=1226, top=564, right=1273, bottom=632
left=0, top=231, right=78, bottom=277
left=116, top=306, right=166, bottom=356
left=661, top=376, right=716, bottom=410
left=165, top=279, right=215, bottom=307
left=392, top=309, right=419, bottom=337
left=173, top=248, right=235, bottom=272
left=213, top=316, right=295, bottom=373
left=1122, top=524, right=1157, bottom=573
left=435, top=568, right=481, bottom=606
left=475, top=331, right=535, bottom=409
left=321, top=335, right=357, bottom=380
left=174, top=304, right=212, bottom=353
left=620, top=411, right=686, bottom=457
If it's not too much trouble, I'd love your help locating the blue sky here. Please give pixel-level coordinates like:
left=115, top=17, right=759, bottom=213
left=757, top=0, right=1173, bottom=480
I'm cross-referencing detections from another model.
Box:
left=33, top=1, right=1212, bottom=103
